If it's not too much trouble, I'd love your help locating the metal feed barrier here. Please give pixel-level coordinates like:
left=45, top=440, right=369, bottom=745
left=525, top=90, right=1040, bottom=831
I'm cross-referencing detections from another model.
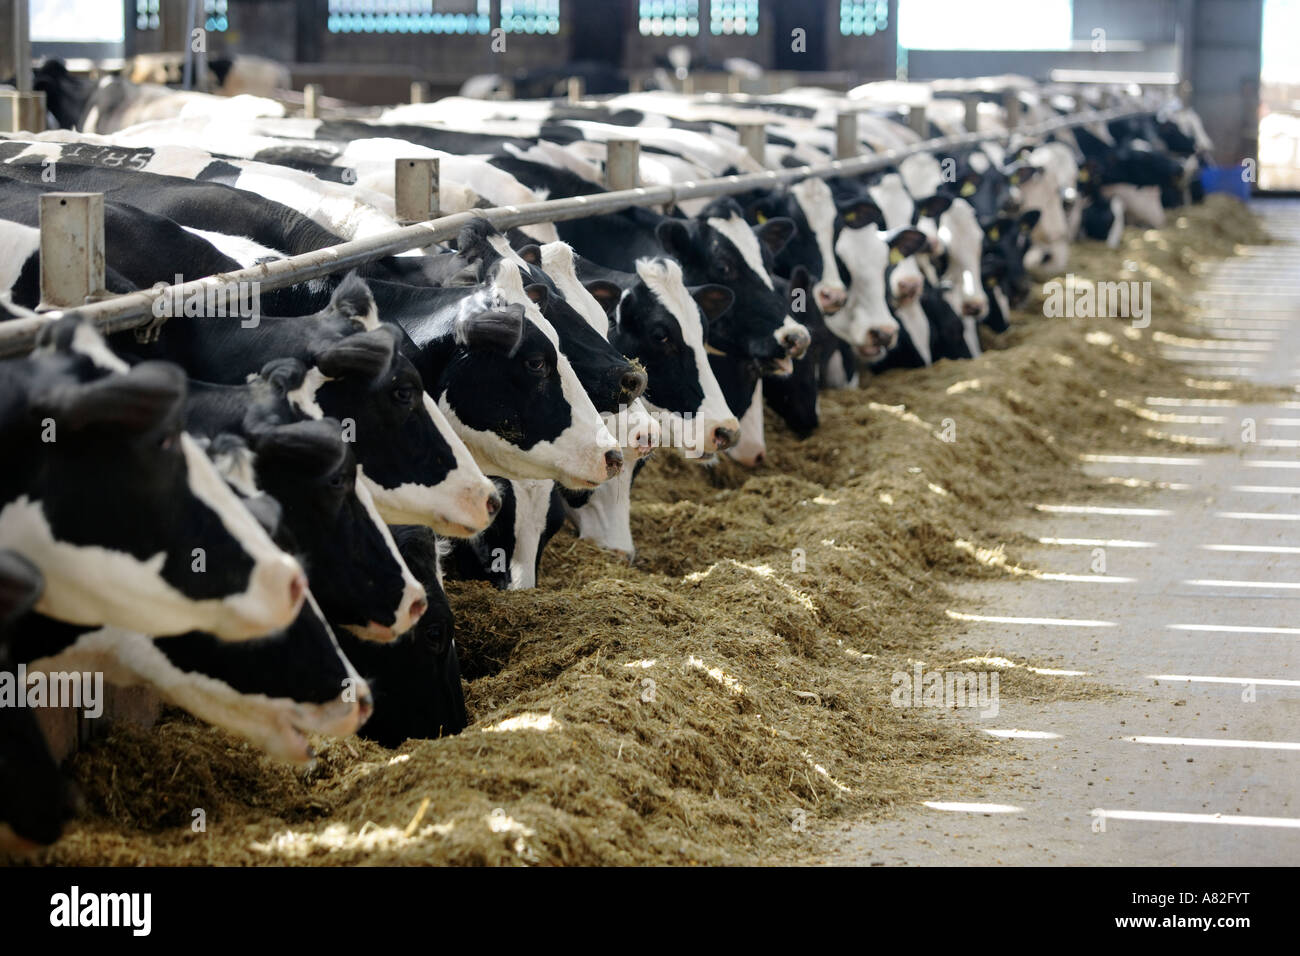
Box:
left=0, top=103, right=1150, bottom=358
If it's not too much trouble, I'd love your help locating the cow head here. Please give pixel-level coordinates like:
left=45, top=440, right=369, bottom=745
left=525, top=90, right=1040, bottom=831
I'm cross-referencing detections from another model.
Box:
left=1, top=319, right=306, bottom=641
left=745, top=178, right=850, bottom=316
left=291, top=322, right=499, bottom=537
left=655, top=198, right=810, bottom=374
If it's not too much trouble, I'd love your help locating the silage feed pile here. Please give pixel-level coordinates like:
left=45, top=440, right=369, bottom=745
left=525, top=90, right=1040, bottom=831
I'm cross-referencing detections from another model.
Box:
left=26, top=196, right=1275, bottom=867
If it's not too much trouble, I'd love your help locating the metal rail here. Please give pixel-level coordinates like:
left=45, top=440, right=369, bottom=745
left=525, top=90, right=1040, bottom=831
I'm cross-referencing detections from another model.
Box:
left=0, top=106, right=1144, bottom=357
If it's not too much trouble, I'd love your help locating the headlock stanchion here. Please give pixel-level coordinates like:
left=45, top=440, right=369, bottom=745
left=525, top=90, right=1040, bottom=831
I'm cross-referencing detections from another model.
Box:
left=0, top=105, right=1148, bottom=358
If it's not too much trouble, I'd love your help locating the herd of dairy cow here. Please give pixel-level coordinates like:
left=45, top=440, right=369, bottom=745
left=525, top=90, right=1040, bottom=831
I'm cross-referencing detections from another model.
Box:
left=0, top=62, right=1214, bottom=853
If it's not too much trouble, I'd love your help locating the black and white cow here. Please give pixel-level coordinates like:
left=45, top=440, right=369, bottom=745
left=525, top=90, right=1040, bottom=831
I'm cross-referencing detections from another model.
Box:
left=338, top=524, right=467, bottom=746
left=0, top=318, right=306, bottom=641
left=185, top=361, right=429, bottom=643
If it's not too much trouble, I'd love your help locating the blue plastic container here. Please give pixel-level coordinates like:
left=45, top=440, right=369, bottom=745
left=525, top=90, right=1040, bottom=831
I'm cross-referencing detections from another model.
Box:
left=1200, top=165, right=1252, bottom=200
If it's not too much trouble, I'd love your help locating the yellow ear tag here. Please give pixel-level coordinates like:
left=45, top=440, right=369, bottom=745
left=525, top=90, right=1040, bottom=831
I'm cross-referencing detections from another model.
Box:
left=845, top=211, right=858, bottom=223
left=988, top=226, right=1000, bottom=240
left=1009, top=173, right=1020, bottom=185
left=960, top=181, right=976, bottom=197
left=756, top=211, right=768, bottom=223
left=1078, top=168, right=1090, bottom=182
left=889, top=247, right=904, bottom=265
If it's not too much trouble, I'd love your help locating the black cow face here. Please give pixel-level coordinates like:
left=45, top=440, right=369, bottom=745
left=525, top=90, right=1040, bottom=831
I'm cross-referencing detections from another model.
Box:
left=2, top=321, right=305, bottom=641
left=764, top=267, right=828, bottom=439
left=246, top=417, right=426, bottom=643
left=302, top=324, right=497, bottom=535
left=655, top=198, right=810, bottom=373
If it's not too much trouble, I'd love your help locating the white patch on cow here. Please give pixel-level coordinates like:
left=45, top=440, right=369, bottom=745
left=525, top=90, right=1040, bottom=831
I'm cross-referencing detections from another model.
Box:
left=867, top=173, right=915, bottom=230
left=968, top=150, right=991, bottom=174
left=824, top=349, right=850, bottom=389
left=633, top=258, right=738, bottom=455
left=899, top=153, right=944, bottom=200
left=286, top=366, right=326, bottom=419
left=68, top=321, right=130, bottom=372
left=35, top=599, right=366, bottom=760
left=209, top=442, right=260, bottom=498
left=183, top=226, right=285, bottom=267
left=1107, top=195, right=1126, bottom=248
left=894, top=298, right=932, bottom=367
left=457, top=260, right=618, bottom=489
left=503, top=478, right=554, bottom=590
left=831, top=225, right=900, bottom=355
left=567, top=467, right=635, bottom=557
left=0, top=435, right=302, bottom=641
left=539, top=241, right=607, bottom=334
left=0, top=221, right=40, bottom=296
left=725, top=379, right=766, bottom=467
left=349, top=474, right=427, bottom=638
left=790, top=177, right=847, bottom=306
left=707, top=214, right=773, bottom=289
left=933, top=198, right=988, bottom=320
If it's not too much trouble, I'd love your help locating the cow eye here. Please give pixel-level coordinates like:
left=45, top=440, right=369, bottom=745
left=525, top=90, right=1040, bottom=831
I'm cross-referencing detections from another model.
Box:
left=159, top=431, right=179, bottom=451
left=329, top=472, right=348, bottom=490
left=525, top=354, right=547, bottom=374
left=651, top=327, right=671, bottom=345
left=392, top=386, right=415, bottom=405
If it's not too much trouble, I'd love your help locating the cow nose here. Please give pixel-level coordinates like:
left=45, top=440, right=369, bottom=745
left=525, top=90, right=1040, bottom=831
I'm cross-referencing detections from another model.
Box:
left=817, top=287, right=847, bottom=312
left=356, top=686, right=374, bottom=725
left=871, top=326, right=898, bottom=350
left=897, top=277, right=922, bottom=300
left=779, top=322, right=811, bottom=358
left=604, top=448, right=624, bottom=478
left=620, top=368, right=647, bottom=401
left=712, top=426, right=738, bottom=451
left=485, top=488, right=502, bottom=516
left=288, top=571, right=306, bottom=609
left=963, top=299, right=986, bottom=317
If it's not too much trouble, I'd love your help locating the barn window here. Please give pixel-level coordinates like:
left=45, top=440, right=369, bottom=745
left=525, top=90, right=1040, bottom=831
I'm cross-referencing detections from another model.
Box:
left=326, top=1, right=493, bottom=35
left=839, top=0, right=889, bottom=36
left=501, top=0, right=561, bottom=34
left=136, top=0, right=161, bottom=31
left=710, top=0, right=759, bottom=36
left=637, top=1, right=701, bottom=38
left=897, top=0, right=1072, bottom=50
left=204, top=0, right=229, bottom=33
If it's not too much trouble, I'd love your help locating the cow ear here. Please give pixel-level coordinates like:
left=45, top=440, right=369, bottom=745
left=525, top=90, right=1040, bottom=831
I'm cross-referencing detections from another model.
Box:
left=583, top=280, right=623, bottom=317
left=958, top=171, right=981, bottom=197
left=754, top=216, right=795, bottom=257
left=1005, top=163, right=1040, bottom=187
left=744, top=196, right=778, bottom=225
left=788, top=264, right=812, bottom=294
left=838, top=199, right=886, bottom=230
left=887, top=228, right=928, bottom=263
left=690, top=284, right=734, bottom=322
left=915, top=193, right=953, bottom=220
left=523, top=283, right=550, bottom=310
left=313, top=327, right=395, bottom=381
left=516, top=244, right=542, bottom=266
left=257, top=357, right=308, bottom=396
left=251, top=419, right=347, bottom=477
left=655, top=219, right=693, bottom=263
left=455, top=304, right=526, bottom=356
left=328, top=271, right=376, bottom=325
left=1018, top=209, right=1041, bottom=233
left=32, top=361, right=185, bottom=433
left=985, top=217, right=1015, bottom=242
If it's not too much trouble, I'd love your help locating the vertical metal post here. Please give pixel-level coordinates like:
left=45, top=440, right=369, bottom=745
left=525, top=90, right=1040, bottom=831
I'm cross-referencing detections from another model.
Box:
left=682, top=74, right=695, bottom=95
left=728, top=73, right=741, bottom=95
left=394, top=158, right=440, bottom=224
left=907, top=103, right=928, bottom=137
left=1003, top=89, right=1021, bottom=130
left=737, top=122, right=767, bottom=166
left=411, top=81, right=429, bottom=104
left=836, top=111, right=859, bottom=159
left=14, top=0, right=32, bottom=93
left=304, top=83, right=323, bottom=119
left=39, top=193, right=107, bottom=310
left=605, top=139, right=640, bottom=191
left=566, top=75, right=584, bottom=102
left=964, top=95, right=981, bottom=134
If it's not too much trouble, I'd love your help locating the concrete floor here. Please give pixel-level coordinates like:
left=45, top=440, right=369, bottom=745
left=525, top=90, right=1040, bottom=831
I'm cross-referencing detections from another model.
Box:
left=817, top=201, right=1300, bottom=866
